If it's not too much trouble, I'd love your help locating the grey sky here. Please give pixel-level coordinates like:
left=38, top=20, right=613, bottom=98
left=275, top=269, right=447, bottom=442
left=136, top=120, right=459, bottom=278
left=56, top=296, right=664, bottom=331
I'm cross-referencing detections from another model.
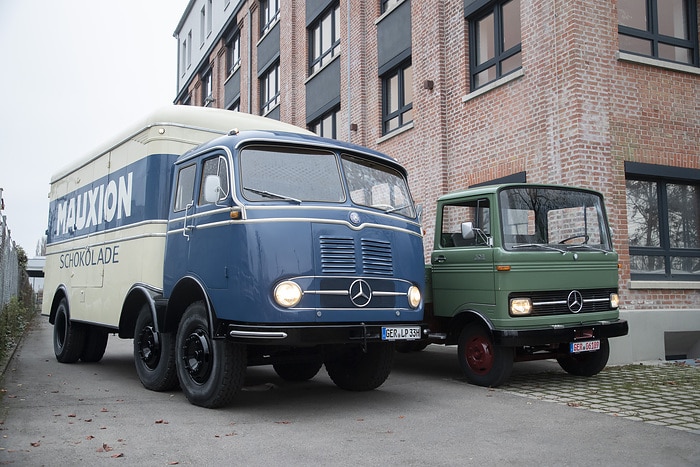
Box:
left=0, top=0, right=188, bottom=255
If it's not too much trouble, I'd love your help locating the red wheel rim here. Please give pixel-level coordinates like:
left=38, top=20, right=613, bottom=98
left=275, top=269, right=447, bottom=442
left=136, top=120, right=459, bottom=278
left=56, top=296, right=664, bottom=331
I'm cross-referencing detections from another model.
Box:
left=464, top=335, right=494, bottom=375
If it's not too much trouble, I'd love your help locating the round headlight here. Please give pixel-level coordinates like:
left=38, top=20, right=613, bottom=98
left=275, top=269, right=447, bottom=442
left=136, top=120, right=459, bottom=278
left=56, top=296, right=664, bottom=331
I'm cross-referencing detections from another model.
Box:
left=407, top=285, right=421, bottom=309
left=274, top=281, right=303, bottom=308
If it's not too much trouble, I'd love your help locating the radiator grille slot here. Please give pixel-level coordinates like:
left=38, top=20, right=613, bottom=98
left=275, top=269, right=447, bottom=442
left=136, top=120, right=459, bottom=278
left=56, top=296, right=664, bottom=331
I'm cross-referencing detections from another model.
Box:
left=361, top=239, right=393, bottom=276
left=320, top=237, right=355, bottom=274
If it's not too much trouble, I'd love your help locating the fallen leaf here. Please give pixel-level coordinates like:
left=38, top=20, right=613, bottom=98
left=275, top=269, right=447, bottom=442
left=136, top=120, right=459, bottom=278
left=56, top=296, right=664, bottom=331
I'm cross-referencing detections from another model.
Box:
left=30, top=441, right=40, bottom=447
left=168, top=462, right=180, bottom=465
left=68, top=414, right=77, bottom=418
left=110, top=453, right=124, bottom=458
left=275, top=420, right=292, bottom=424
left=100, top=408, right=109, bottom=413
left=86, top=435, right=95, bottom=440
left=84, top=419, right=93, bottom=423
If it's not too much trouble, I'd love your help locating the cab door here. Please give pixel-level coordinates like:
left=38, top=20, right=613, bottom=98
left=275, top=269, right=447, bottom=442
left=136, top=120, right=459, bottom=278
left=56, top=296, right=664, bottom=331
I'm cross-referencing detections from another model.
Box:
left=187, top=152, right=232, bottom=290
left=430, top=197, right=496, bottom=318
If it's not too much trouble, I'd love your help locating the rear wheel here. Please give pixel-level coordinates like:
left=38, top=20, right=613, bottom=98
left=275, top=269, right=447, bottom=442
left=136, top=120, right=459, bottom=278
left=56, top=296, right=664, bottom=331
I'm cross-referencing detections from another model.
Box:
left=53, top=298, right=86, bottom=363
left=325, top=342, right=394, bottom=391
left=557, top=338, right=610, bottom=376
left=273, top=360, right=323, bottom=382
left=80, top=326, right=108, bottom=362
left=176, top=301, right=246, bottom=408
left=457, top=324, right=513, bottom=387
left=134, top=305, right=178, bottom=391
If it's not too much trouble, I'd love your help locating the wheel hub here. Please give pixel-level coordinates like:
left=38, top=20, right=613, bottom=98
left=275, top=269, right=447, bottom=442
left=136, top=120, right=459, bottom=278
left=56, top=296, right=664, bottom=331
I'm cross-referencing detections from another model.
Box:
left=465, top=336, right=494, bottom=375
left=137, top=325, right=160, bottom=368
left=182, top=330, right=212, bottom=383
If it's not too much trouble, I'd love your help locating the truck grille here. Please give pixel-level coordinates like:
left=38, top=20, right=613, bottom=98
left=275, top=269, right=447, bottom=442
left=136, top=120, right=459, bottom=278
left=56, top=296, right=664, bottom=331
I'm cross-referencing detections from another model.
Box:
left=511, top=288, right=617, bottom=316
left=319, top=236, right=393, bottom=276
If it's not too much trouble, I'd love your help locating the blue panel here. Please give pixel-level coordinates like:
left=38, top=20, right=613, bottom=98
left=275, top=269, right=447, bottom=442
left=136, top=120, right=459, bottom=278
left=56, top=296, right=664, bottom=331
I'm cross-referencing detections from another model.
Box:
left=47, top=153, right=178, bottom=244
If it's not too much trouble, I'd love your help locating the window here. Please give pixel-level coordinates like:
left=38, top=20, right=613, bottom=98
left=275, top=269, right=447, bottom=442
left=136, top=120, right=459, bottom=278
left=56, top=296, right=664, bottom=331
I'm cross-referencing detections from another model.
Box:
left=260, top=61, right=280, bottom=114
left=260, top=0, right=280, bottom=37
left=382, top=61, right=413, bottom=134
left=381, top=0, right=402, bottom=14
left=200, top=5, right=206, bottom=45
left=181, top=38, right=187, bottom=75
left=618, top=0, right=698, bottom=66
left=309, top=107, right=339, bottom=139
left=440, top=199, right=491, bottom=248
left=227, top=30, right=241, bottom=74
left=228, top=99, right=240, bottom=112
left=309, top=3, right=341, bottom=75
left=187, top=31, right=192, bottom=68
left=201, top=70, right=213, bottom=106
left=626, top=177, right=700, bottom=280
left=198, top=156, right=229, bottom=206
left=174, top=165, right=196, bottom=212
left=469, top=0, right=522, bottom=90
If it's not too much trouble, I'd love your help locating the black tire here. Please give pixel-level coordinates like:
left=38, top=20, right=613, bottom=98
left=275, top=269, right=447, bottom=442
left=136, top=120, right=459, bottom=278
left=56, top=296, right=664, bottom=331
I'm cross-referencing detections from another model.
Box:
left=395, top=340, right=430, bottom=353
left=134, top=305, right=179, bottom=391
left=176, top=301, right=246, bottom=408
left=457, top=324, right=513, bottom=387
left=80, top=326, right=109, bottom=362
left=325, top=342, right=394, bottom=391
left=53, top=298, right=86, bottom=363
left=557, top=338, right=610, bottom=377
left=273, top=360, right=323, bottom=382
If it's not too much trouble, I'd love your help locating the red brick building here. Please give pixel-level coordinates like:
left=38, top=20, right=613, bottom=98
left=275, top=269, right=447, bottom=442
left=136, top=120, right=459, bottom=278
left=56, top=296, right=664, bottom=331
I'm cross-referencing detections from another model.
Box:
left=174, top=0, right=700, bottom=362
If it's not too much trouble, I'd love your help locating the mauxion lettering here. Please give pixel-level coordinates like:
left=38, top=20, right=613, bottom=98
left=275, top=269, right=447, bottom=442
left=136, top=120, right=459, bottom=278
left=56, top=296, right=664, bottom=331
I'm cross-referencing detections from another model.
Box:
left=55, top=172, right=133, bottom=236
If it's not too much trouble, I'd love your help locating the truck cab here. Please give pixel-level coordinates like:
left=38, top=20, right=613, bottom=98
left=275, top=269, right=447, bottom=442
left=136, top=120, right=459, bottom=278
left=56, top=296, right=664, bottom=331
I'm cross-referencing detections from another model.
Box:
left=423, top=184, right=628, bottom=386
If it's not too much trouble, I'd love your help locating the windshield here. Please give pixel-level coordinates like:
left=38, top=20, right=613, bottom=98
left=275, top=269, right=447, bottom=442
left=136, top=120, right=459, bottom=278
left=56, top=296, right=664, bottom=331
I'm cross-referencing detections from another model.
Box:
left=499, top=187, right=612, bottom=252
left=240, top=146, right=345, bottom=202
left=342, top=154, right=416, bottom=217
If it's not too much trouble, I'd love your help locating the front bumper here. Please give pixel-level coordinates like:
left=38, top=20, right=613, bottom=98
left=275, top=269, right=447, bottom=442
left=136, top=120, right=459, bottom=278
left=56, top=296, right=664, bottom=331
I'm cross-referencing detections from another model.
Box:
left=217, top=321, right=429, bottom=346
left=492, top=319, right=628, bottom=347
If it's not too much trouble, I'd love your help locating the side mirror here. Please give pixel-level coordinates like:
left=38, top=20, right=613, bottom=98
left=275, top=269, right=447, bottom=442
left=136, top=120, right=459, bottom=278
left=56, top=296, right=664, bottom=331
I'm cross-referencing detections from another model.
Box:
left=203, top=175, right=224, bottom=203
left=461, top=222, right=476, bottom=240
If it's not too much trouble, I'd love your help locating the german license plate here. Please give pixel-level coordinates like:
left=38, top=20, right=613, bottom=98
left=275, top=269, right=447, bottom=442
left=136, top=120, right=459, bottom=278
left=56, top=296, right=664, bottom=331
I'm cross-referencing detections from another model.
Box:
left=382, top=326, right=421, bottom=341
left=570, top=340, right=600, bottom=353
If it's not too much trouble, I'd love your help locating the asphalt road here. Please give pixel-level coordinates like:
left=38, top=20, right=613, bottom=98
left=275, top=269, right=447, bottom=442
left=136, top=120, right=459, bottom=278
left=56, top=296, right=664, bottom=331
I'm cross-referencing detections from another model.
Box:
left=1, top=318, right=698, bottom=466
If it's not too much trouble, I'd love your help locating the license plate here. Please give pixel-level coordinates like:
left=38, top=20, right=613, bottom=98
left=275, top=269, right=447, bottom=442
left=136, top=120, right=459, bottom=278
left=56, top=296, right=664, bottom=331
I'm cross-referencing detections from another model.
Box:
left=570, top=340, right=600, bottom=353
left=382, top=326, right=421, bottom=341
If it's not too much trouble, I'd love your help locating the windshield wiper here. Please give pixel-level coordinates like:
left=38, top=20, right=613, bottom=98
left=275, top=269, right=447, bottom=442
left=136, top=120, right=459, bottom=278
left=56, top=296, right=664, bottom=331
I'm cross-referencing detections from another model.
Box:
left=384, top=204, right=412, bottom=214
left=566, top=244, right=611, bottom=254
left=244, top=187, right=301, bottom=204
left=511, top=243, right=568, bottom=254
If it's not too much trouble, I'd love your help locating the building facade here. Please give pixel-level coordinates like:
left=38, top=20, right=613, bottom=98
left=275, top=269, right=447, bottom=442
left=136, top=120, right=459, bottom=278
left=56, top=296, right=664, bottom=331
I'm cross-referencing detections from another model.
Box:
left=173, top=0, right=700, bottom=363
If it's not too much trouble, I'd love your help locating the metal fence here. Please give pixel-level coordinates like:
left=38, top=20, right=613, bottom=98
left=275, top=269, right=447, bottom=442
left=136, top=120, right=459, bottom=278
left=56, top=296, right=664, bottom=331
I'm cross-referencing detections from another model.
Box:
left=0, top=211, right=21, bottom=309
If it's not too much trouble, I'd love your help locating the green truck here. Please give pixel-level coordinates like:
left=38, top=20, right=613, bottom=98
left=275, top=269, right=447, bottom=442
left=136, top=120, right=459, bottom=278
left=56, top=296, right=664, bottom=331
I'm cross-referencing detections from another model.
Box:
left=414, top=184, right=629, bottom=387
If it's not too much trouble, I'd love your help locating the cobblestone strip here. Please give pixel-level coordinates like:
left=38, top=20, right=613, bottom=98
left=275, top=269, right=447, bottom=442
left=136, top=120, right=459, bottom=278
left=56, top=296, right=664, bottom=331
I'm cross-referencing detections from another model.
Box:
left=500, top=363, right=700, bottom=434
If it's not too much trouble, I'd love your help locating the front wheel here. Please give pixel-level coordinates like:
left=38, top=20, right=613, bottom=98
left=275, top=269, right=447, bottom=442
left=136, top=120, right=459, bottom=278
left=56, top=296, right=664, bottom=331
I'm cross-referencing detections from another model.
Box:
left=176, top=301, right=246, bottom=408
left=557, top=338, right=610, bottom=376
left=457, top=324, right=513, bottom=387
left=53, top=298, right=86, bottom=363
left=325, top=342, right=394, bottom=391
left=134, top=305, right=178, bottom=391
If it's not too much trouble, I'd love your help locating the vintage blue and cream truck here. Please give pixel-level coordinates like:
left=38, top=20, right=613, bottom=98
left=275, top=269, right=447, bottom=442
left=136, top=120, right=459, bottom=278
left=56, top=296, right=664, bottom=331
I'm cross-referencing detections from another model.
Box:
left=43, top=106, right=425, bottom=408
left=411, top=184, right=628, bottom=387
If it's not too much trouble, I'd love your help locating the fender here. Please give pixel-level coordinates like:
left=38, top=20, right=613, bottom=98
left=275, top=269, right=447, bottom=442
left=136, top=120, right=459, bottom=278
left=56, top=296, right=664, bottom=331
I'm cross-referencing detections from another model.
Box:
left=48, top=284, right=70, bottom=325
left=119, top=284, right=163, bottom=339
left=446, top=308, right=495, bottom=344
left=164, top=275, right=215, bottom=335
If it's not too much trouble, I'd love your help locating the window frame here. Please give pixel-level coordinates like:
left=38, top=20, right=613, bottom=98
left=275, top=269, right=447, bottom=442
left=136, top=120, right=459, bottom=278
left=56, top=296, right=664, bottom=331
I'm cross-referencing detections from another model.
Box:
left=618, top=0, right=699, bottom=67
left=626, top=165, right=700, bottom=281
left=308, top=3, right=341, bottom=76
left=381, top=60, right=413, bottom=135
left=227, top=29, right=241, bottom=75
left=260, top=0, right=280, bottom=37
left=201, top=69, right=213, bottom=106
left=468, top=0, right=522, bottom=91
left=309, top=106, right=340, bottom=139
left=260, top=61, right=280, bottom=115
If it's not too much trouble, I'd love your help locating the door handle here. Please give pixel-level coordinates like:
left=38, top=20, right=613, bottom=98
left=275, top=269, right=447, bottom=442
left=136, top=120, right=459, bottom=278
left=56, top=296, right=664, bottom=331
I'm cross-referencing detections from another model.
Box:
left=434, top=255, right=446, bottom=263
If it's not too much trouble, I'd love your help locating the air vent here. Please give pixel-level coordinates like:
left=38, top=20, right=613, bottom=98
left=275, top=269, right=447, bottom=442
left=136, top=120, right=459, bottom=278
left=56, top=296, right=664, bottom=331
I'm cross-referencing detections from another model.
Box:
left=320, top=237, right=356, bottom=274
left=362, top=239, right=393, bottom=276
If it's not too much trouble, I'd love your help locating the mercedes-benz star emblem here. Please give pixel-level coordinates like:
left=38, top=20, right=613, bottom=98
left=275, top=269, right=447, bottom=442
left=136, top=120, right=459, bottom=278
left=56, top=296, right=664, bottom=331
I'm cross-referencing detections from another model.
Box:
left=349, top=211, right=361, bottom=226
left=349, top=279, right=372, bottom=308
left=567, top=290, right=583, bottom=313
